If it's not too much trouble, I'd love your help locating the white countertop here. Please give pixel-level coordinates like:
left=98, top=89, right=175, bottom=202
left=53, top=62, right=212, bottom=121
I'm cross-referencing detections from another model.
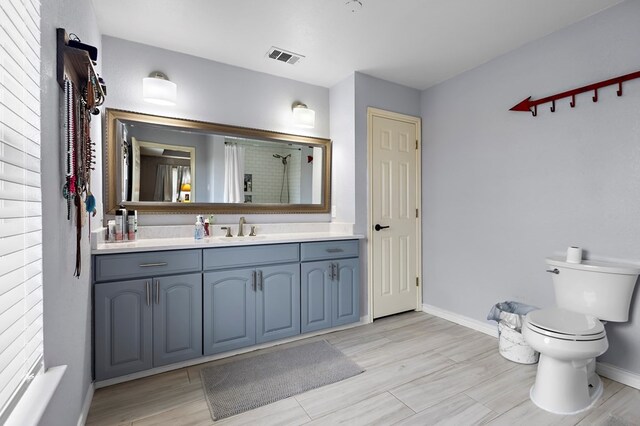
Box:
left=92, top=232, right=365, bottom=254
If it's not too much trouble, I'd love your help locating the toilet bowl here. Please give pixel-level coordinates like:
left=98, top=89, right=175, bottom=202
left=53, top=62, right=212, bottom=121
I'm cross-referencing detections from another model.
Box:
left=522, top=256, right=639, bottom=415
left=523, top=308, right=608, bottom=414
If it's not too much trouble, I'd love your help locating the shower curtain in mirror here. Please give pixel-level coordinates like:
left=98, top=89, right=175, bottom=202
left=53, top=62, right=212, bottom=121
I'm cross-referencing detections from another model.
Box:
left=224, top=143, right=245, bottom=203
left=153, top=164, right=173, bottom=201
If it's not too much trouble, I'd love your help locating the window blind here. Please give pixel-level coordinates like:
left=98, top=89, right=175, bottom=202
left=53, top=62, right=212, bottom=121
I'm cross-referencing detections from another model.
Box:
left=0, top=0, right=43, bottom=417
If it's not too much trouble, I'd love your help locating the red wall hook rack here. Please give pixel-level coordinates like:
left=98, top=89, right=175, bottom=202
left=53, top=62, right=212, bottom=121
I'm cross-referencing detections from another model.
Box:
left=510, top=70, right=640, bottom=117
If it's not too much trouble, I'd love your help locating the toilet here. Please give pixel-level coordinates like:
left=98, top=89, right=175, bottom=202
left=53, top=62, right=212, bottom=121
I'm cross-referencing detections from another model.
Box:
left=522, top=256, right=640, bottom=415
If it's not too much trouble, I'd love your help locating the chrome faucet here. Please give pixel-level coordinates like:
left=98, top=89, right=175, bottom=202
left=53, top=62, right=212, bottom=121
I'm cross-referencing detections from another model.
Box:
left=237, top=216, right=246, bottom=237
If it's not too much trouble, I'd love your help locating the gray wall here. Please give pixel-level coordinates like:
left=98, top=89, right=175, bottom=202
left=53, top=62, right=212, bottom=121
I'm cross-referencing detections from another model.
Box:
left=329, top=74, right=356, bottom=225
left=102, top=36, right=331, bottom=225
left=353, top=73, right=422, bottom=317
left=421, top=0, right=640, bottom=374
left=329, top=72, right=423, bottom=317
left=40, top=0, right=102, bottom=424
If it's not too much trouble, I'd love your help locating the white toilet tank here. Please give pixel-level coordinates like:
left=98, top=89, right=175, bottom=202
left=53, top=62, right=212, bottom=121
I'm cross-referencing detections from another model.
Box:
left=546, top=256, right=640, bottom=322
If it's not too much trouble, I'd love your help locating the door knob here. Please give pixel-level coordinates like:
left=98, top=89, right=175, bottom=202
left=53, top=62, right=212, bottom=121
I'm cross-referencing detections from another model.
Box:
left=374, top=224, right=390, bottom=231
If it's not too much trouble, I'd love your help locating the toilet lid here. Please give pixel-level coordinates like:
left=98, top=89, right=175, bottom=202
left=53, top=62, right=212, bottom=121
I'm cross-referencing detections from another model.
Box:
left=526, top=308, right=604, bottom=337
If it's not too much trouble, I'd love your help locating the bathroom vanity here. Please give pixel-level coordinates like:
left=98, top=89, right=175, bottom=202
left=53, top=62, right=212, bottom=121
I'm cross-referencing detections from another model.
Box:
left=92, top=235, right=361, bottom=381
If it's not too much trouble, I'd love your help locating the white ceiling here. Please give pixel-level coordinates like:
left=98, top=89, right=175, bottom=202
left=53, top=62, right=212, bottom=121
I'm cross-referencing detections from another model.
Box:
left=90, top=0, right=622, bottom=90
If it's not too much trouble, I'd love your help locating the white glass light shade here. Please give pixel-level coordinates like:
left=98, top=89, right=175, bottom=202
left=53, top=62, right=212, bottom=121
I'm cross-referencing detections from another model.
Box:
left=292, top=103, right=315, bottom=128
left=143, top=74, right=177, bottom=106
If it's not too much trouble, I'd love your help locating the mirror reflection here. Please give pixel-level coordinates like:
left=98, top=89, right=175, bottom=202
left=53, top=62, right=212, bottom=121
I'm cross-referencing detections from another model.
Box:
left=106, top=109, right=331, bottom=214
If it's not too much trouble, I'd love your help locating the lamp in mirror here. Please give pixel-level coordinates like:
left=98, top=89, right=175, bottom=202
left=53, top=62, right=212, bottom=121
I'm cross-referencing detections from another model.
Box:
left=143, top=72, right=177, bottom=106
left=292, top=102, right=315, bottom=128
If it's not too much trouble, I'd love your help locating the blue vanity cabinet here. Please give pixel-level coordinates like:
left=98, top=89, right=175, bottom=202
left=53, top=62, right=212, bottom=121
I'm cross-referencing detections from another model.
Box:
left=153, top=274, right=202, bottom=367
left=94, top=279, right=153, bottom=381
left=333, top=258, right=360, bottom=326
left=94, top=250, right=202, bottom=380
left=256, top=263, right=301, bottom=344
left=203, top=243, right=301, bottom=354
left=203, top=269, right=256, bottom=355
left=94, top=239, right=359, bottom=381
left=301, top=240, right=360, bottom=331
left=301, top=260, right=332, bottom=333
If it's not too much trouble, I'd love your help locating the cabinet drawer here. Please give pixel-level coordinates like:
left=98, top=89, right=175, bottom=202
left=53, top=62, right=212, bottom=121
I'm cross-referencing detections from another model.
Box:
left=300, top=240, right=359, bottom=261
left=203, top=243, right=299, bottom=270
left=94, top=250, right=202, bottom=282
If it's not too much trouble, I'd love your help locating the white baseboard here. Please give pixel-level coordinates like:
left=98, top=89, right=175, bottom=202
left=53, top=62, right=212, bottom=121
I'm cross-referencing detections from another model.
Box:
left=77, top=381, right=94, bottom=426
left=422, top=303, right=498, bottom=338
left=596, top=362, right=640, bottom=390
left=421, top=303, right=640, bottom=391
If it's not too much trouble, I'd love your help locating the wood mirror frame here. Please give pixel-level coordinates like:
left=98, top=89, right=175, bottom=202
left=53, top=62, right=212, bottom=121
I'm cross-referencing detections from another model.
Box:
left=104, top=109, right=332, bottom=215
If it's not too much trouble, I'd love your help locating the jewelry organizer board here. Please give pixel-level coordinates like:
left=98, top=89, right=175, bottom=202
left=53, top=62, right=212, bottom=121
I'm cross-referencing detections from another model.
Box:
left=57, top=28, right=106, bottom=277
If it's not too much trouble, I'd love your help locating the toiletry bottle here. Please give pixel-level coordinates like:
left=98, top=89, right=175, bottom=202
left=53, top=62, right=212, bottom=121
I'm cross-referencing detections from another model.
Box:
left=127, top=210, right=136, bottom=241
left=120, top=208, right=128, bottom=240
left=107, top=220, right=116, bottom=243
left=115, top=210, right=124, bottom=241
left=204, top=218, right=210, bottom=237
left=194, top=216, right=204, bottom=240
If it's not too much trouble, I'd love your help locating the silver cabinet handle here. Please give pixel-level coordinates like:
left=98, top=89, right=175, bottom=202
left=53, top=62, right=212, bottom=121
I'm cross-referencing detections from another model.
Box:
left=546, top=269, right=560, bottom=274
left=251, top=271, right=256, bottom=292
left=139, top=262, right=168, bottom=268
left=146, top=281, right=151, bottom=306
left=257, top=270, right=263, bottom=291
left=326, top=248, right=343, bottom=253
left=329, top=263, right=336, bottom=281
left=156, top=280, right=160, bottom=304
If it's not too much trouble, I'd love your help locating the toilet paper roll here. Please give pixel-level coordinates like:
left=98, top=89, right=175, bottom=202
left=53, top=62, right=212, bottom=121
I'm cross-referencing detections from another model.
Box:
left=566, top=246, right=582, bottom=264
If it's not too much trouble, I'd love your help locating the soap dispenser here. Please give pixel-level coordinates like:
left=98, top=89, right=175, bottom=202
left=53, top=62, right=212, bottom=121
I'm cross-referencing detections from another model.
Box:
left=194, top=216, right=204, bottom=240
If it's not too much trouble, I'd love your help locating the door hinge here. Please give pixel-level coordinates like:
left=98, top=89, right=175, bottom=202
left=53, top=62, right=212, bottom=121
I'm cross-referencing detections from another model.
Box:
left=416, top=277, right=419, bottom=287
left=415, top=140, right=419, bottom=150
left=416, top=208, right=419, bottom=218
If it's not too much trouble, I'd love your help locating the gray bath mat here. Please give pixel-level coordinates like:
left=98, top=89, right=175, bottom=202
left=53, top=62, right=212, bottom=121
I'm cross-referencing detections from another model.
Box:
left=200, top=340, right=364, bottom=420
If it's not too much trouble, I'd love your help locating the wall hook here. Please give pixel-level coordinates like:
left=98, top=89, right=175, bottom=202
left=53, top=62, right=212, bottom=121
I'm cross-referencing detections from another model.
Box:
left=509, top=69, right=640, bottom=117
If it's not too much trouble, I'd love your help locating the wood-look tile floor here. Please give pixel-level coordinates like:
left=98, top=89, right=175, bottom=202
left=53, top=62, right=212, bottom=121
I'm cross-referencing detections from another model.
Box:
left=86, top=312, right=640, bottom=426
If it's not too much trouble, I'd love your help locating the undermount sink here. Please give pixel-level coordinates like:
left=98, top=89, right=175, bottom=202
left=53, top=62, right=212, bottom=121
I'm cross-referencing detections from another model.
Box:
left=207, top=235, right=268, bottom=243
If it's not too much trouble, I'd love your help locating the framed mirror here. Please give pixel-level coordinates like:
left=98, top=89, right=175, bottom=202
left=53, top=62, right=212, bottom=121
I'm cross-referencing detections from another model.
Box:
left=104, top=109, right=331, bottom=214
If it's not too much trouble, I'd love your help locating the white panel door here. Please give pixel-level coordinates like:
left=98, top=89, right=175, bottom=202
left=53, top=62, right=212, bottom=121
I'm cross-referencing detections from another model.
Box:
left=371, top=114, right=419, bottom=318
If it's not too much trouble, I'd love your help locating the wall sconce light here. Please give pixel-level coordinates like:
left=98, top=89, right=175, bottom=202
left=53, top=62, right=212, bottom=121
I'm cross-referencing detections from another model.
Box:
left=143, top=72, right=177, bottom=106
left=292, top=102, right=315, bottom=128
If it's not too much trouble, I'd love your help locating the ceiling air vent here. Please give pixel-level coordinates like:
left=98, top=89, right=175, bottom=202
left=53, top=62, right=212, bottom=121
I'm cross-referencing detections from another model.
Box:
left=267, top=47, right=304, bottom=65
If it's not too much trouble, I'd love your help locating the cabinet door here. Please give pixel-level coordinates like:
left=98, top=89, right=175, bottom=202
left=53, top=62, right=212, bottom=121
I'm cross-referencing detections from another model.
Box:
left=333, top=258, right=360, bottom=327
left=256, top=264, right=300, bottom=344
left=153, top=273, right=202, bottom=367
left=203, top=269, right=255, bottom=355
left=301, top=260, right=332, bottom=333
left=94, top=279, right=152, bottom=381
